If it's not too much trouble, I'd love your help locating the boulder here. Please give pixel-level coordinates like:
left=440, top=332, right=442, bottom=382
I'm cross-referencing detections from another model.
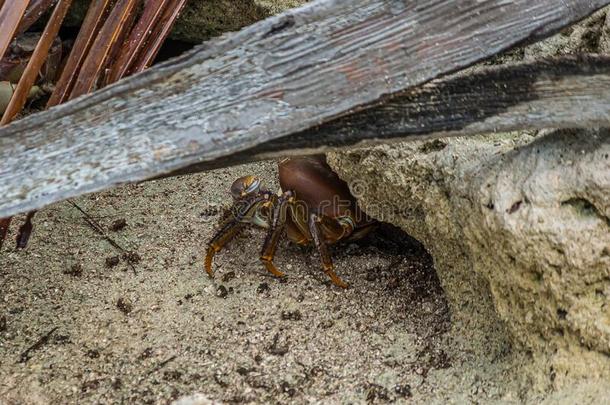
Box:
left=328, top=6, right=610, bottom=396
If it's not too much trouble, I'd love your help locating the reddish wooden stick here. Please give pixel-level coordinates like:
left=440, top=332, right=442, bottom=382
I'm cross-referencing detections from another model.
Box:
left=127, top=0, right=187, bottom=75
left=69, top=0, right=140, bottom=98
left=47, top=0, right=114, bottom=106
left=0, top=1, right=30, bottom=60
left=16, top=0, right=58, bottom=36
left=1, top=0, right=72, bottom=125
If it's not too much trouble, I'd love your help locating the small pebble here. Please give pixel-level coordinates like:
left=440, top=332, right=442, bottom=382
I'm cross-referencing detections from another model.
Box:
left=257, top=283, right=270, bottom=294
left=394, top=384, right=412, bottom=398
left=109, top=218, right=127, bottom=231
left=216, top=285, right=228, bottom=298
left=116, top=297, right=133, bottom=314
left=281, top=310, right=302, bottom=321
left=105, top=256, right=120, bottom=268
left=63, top=263, right=83, bottom=277
left=122, top=251, right=141, bottom=264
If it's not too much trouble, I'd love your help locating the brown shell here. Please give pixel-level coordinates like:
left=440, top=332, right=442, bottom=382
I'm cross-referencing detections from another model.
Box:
left=278, top=155, right=363, bottom=221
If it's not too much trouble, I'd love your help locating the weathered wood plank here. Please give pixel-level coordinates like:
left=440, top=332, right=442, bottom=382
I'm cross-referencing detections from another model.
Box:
left=1, top=0, right=609, bottom=217
left=166, top=54, right=610, bottom=175
left=258, top=55, right=610, bottom=153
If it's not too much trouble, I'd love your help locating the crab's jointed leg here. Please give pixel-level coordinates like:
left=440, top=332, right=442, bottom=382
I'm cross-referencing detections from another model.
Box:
left=204, top=195, right=265, bottom=277
left=205, top=220, right=246, bottom=277
left=308, top=213, right=348, bottom=289
left=259, top=191, right=292, bottom=278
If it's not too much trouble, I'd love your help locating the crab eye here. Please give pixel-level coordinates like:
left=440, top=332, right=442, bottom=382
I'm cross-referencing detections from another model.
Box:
left=230, top=175, right=261, bottom=199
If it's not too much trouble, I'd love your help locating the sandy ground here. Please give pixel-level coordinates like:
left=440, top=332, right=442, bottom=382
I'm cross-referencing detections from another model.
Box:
left=1, top=161, right=519, bottom=404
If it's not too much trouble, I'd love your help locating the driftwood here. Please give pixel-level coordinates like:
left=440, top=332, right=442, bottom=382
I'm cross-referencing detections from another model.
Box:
left=169, top=54, right=610, bottom=175
left=1, top=0, right=610, bottom=218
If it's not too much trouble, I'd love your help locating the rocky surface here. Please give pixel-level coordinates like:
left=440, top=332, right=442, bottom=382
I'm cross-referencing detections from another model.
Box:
left=329, top=129, right=610, bottom=391
left=328, top=6, right=610, bottom=400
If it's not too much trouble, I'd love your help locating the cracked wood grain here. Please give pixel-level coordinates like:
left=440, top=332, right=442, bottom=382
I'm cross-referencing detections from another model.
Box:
left=0, top=0, right=609, bottom=217
left=166, top=54, right=610, bottom=175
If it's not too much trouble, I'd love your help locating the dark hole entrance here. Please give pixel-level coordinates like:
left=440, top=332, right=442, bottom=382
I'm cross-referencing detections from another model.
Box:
left=353, top=223, right=444, bottom=300
left=328, top=221, right=451, bottom=337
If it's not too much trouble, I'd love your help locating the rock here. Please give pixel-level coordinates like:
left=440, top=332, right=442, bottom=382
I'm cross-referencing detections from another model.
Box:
left=65, top=0, right=309, bottom=43
left=172, top=393, right=218, bottom=405
left=525, top=7, right=608, bottom=58
left=328, top=5, right=610, bottom=398
left=329, top=129, right=609, bottom=360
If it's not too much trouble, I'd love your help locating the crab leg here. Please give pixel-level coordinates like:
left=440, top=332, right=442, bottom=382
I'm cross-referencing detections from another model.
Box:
left=204, top=220, right=245, bottom=277
left=308, top=213, right=348, bottom=289
left=204, top=195, right=265, bottom=277
left=259, top=192, right=292, bottom=278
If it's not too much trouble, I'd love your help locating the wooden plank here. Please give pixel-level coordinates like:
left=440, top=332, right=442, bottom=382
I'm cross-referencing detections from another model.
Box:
left=69, top=0, right=140, bottom=98
left=255, top=54, right=610, bottom=155
left=0, top=0, right=609, bottom=218
left=165, top=54, right=610, bottom=176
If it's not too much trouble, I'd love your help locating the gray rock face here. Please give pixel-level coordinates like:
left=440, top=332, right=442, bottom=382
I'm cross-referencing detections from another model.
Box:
left=329, top=130, right=609, bottom=379
left=328, top=6, right=610, bottom=396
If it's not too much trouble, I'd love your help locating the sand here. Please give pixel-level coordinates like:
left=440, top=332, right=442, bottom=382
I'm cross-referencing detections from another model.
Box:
left=1, top=161, right=520, bottom=404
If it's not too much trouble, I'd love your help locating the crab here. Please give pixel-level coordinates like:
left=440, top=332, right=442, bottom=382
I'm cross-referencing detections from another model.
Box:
left=204, top=155, right=377, bottom=288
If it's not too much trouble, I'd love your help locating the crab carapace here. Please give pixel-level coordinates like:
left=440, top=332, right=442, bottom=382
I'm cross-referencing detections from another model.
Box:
left=204, top=155, right=376, bottom=288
